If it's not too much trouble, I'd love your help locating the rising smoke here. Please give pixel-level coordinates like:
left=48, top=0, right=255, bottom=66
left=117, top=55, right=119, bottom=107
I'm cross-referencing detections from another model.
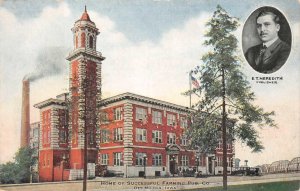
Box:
left=24, top=46, right=69, bottom=82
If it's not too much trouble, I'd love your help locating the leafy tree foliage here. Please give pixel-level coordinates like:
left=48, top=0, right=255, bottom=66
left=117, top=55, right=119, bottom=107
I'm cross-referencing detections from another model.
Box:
left=186, top=5, right=276, bottom=153
left=0, top=147, right=34, bottom=184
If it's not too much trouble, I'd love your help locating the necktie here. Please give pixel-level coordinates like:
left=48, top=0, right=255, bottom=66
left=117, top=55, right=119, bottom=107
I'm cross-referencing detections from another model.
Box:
left=260, top=45, right=267, bottom=57
left=257, top=45, right=267, bottom=71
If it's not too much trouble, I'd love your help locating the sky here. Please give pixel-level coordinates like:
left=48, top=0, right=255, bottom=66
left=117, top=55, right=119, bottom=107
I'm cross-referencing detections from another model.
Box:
left=0, top=0, right=299, bottom=167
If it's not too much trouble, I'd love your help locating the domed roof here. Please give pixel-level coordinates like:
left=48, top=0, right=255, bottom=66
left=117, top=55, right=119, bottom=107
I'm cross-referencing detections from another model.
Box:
left=80, top=6, right=91, bottom=21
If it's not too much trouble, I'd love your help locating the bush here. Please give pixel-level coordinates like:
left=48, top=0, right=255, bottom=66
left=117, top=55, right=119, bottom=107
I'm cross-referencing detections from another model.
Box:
left=0, top=147, right=34, bottom=184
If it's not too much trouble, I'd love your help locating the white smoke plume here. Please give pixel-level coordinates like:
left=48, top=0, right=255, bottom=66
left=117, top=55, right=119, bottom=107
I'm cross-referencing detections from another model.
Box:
left=24, top=46, right=68, bottom=82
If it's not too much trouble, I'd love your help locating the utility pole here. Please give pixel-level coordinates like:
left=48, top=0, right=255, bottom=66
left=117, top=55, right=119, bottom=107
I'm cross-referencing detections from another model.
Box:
left=221, top=65, right=228, bottom=190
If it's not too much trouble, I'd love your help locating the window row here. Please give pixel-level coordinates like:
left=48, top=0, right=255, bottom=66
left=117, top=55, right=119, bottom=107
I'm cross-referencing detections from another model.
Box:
left=100, top=153, right=191, bottom=167
left=216, top=157, right=233, bottom=167
left=100, top=128, right=188, bottom=146
left=217, top=141, right=232, bottom=150
left=101, top=106, right=188, bottom=128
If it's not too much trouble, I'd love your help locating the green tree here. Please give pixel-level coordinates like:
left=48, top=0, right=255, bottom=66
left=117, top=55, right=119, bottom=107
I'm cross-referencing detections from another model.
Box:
left=0, top=162, right=18, bottom=184
left=185, top=5, right=276, bottom=190
left=0, top=147, right=34, bottom=184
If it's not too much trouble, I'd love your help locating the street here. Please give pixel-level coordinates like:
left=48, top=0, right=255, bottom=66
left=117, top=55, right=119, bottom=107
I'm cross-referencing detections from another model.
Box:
left=0, top=173, right=299, bottom=191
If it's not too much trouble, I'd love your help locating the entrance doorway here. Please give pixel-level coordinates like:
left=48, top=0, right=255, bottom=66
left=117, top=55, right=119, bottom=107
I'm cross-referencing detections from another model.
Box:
left=169, top=160, right=176, bottom=175
left=166, top=144, right=180, bottom=176
left=208, top=157, right=213, bottom=174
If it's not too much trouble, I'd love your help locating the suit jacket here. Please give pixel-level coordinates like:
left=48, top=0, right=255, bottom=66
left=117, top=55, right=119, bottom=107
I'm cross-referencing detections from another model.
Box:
left=245, top=39, right=291, bottom=74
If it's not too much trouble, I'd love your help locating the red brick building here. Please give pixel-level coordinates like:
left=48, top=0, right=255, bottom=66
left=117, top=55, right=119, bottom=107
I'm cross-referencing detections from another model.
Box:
left=33, top=8, right=234, bottom=182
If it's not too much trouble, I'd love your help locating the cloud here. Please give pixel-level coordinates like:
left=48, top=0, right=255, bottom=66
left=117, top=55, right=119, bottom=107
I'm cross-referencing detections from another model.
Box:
left=0, top=2, right=72, bottom=163
left=93, top=11, right=211, bottom=104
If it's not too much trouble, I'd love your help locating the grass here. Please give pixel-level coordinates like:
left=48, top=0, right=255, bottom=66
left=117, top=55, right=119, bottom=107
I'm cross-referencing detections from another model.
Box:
left=186, top=180, right=300, bottom=191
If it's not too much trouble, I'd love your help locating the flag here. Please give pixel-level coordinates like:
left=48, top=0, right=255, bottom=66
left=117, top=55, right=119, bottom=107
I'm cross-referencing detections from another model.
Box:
left=191, top=74, right=200, bottom=88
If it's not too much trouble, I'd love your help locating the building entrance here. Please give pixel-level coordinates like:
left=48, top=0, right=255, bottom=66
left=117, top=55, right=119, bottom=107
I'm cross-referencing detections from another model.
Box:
left=166, top=144, right=180, bottom=176
left=208, top=157, right=213, bottom=174
left=169, top=159, right=176, bottom=175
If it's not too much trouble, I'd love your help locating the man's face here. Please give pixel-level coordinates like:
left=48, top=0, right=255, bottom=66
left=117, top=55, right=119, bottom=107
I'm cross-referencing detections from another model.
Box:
left=256, top=14, right=280, bottom=43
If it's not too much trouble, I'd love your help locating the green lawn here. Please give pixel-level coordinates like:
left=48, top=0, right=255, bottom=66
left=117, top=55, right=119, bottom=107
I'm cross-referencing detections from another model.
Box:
left=186, top=180, right=300, bottom=191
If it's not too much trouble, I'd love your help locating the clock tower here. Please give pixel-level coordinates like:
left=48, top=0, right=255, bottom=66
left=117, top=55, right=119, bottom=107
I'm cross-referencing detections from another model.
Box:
left=66, top=6, right=104, bottom=170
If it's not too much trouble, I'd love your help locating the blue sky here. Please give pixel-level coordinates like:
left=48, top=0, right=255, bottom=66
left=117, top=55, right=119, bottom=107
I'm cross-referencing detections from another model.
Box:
left=0, top=0, right=299, bottom=166
left=3, top=0, right=300, bottom=42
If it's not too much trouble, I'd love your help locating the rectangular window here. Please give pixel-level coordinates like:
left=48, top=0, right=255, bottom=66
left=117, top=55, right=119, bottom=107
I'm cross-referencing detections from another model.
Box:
left=218, top=140, right=222, bottom=149
left=136, top=128, right=147, bottom=142
left=152, top=110, right=162, bottom=124
left=114, top=152, right=122, bottom=166
left=100, top=112, right=109, bottom=124
left=33, top=128, right=39, bottom=138
left=101, top=154, right=109, bottom=165
left=135, top=153, right=146, bottom=166
left=181, top=135, right=188, bottom=146
left=89, top=131, right=94, bottom=144
left=113, top=107, right=122, bottom=121
left=152, top=154, right=162, bottom=166
left=42, top=111, right=50, bottom=145
left=217, top=157, right=222, bottom=166
left=59, top=130, right=67, bottom=143
left=227, top=143, right=231, bottom=150
left=152, top=130, right=162, bottom=143
left=114, top=128, right=123, bottom=141
left=181, top=155, right=189, bottom=166
left=43, top=131, right=47, bottom=144
left=136, top=107, right=147, bottom=121
left=100, top=129, right=110, bottom=143
left=167, top=133, right=176, bottom=144
left=47, top=130, right=50, bottom=143
left=180, top=117, right=188, bottom=128
left=167, top=114, right=176, bottom=126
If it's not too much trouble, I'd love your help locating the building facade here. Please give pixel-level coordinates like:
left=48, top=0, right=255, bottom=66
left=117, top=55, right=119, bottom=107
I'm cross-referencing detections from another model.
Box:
left=98, top=92, right=195, bottom=177
left=29, top=122, right=40, bottom=182
left=34, top=93, right=69, bottom=182
left=33, top=8, right=234, bottom=182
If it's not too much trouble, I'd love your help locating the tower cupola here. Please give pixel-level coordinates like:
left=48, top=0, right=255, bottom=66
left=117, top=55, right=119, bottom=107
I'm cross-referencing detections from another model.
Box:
left=69, top=6, right=100, bottom=53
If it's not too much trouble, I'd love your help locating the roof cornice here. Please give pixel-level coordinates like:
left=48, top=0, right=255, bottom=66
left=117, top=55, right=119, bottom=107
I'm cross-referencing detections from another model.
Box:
left=34, top=98, right=66, bottom=109
left=99, top=92, right=191, bottom=112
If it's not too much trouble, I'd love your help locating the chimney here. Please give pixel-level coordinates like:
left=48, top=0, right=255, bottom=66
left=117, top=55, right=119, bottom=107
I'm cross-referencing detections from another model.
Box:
left=21, top=79, right=30, bottom=148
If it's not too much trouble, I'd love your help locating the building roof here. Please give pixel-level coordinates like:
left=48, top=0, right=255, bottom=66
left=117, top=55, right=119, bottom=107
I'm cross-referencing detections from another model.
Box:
left=100, top=92, right=191, bottom=112
left=33, top=98, right=66, bottom=109
left=80, top=6, right=91, bottom=22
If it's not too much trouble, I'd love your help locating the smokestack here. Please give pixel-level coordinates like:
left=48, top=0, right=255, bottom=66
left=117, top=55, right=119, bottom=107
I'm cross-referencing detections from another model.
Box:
left=21, top=79, right=30, bottom=148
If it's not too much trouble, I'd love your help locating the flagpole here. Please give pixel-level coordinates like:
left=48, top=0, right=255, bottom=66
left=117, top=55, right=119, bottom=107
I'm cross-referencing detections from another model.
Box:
left=189, top=71, right=192, bottom=108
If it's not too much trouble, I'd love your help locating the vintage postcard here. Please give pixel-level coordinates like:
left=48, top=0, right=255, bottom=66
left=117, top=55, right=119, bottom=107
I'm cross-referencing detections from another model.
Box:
left=0, top=0, right=299, bottom=191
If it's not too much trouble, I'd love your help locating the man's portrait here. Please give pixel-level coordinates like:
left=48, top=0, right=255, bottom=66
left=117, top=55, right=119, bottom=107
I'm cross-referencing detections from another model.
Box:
left=242, top=7, right=292, bottom=74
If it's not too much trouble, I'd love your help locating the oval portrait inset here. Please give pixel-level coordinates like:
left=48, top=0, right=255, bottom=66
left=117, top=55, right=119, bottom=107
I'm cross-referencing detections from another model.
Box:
left=242, top=6, right=292, bottom=74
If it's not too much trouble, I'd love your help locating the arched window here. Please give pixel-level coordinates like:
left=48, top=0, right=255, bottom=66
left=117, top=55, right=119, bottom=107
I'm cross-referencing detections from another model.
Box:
left=89, top=36, right=93, bottom=49
left=81, top=33, right=86, bottom=48
left=75, top=35, right=78, bottom=48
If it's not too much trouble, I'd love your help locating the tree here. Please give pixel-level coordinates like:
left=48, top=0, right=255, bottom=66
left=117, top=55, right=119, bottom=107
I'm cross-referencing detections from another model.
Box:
left=0, top=147, right=34, bottom=184
left=185, top=5, right=276, bottom=190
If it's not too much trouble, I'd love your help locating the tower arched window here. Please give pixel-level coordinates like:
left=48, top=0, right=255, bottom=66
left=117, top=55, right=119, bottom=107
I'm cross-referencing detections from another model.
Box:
left=89, top=36, right=93, bottom=49
left=81, top=33, right=86, bottom=48
left=75, top=35, right=78, bottom=48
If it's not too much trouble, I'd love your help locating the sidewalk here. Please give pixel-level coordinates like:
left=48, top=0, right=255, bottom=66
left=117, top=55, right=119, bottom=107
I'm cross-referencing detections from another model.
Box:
left=0, top=172, right=299, bottom=191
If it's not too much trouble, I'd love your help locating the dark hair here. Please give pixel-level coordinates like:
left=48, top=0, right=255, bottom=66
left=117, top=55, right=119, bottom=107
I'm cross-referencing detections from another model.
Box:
left=256, top=10, right=280, bottom=24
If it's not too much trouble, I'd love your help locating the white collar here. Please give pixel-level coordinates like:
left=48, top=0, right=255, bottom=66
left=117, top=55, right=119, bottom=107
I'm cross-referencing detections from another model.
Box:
left=263, top=37, right=279, bottom=48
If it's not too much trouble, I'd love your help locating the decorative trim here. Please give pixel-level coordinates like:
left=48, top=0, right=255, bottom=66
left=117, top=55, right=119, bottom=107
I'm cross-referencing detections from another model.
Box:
left=99, top=92, right=191, bottom=113
left=34, top=98, right=66, bottom=109
left=123, top=103, right=133, bottom=165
